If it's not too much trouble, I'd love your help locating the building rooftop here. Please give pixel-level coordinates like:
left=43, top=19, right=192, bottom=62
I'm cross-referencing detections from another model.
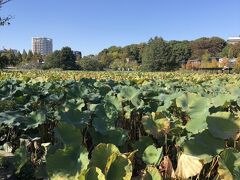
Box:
left=32, top=37, right=52, bottom=40
left=228, top=37, right=240, bottom=40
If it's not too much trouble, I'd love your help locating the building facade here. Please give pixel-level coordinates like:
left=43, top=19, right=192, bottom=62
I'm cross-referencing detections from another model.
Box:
left=32, top=37, right=53, bottom=55
left=227, top=37, right=240, bottom=45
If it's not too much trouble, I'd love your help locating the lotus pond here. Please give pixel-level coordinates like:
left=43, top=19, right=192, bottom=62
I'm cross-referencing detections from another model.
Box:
left=0, top=71, right=240, bottom=179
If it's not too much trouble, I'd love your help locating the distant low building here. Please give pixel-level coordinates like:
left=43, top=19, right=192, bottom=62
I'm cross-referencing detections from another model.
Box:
left=227, top=37, right=240, bottom=45
left=73, top=51, right=82, bottom=58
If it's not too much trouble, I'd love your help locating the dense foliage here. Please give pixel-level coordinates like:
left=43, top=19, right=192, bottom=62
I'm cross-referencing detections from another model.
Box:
left=190, top=37, right=226, bottom=58
left=1, top=36, right=240, bottom=71
left=77, top=56, right=102, bottom=71
left=0, top=71, right=240, bottom=179
left=142, top=37, right=171, bottom=71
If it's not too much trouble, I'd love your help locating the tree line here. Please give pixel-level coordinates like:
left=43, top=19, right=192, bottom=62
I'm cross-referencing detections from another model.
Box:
left=1, top=36, right=240, bottom=71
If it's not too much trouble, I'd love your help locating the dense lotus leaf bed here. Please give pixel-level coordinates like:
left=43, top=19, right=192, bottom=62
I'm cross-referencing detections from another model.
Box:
left=0, top=71, right=240, bottom=179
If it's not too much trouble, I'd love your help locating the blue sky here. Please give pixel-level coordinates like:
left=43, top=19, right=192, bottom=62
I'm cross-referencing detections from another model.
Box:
left=0, top=0, right=240, bottom=56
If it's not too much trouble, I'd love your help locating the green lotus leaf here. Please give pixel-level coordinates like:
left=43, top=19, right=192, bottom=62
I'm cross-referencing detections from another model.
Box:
left=211, top=94, right=235, bottom=107
left=67, top=83, right=89, bottom=98
left=58, top=109, right=90, bottom=126
left=46, top=146, right=88, bottom=176
left=176, top=93, right=210, bottom=134
left=142, top=166, right=163, bottom=180
left=89, top=143, right=120, bottom=173
left=89, top=128, right=128, bottom=146
left=234, top=159, right=240, bottom=177
left=132, top=136, right=154, bottom=157
left=78, top=147, right=90, bottom=172
left=11, top=145, right=28, bottom=173
left=157, top=92, right=183, bottom=112
left=54, top=122, right=82, bottom=146
left=120, top=86, right=144, bottom=109
left=131, top=95, right=145, bottom=109
left=64, top=98, right=85, bottom=111
left=78, top=167, right=106, bottom=180
left=218, top=148, right=240, bottom=180
left=230, top=87, right=240, bottom=99
left=25, top=111, right=46, bottom=129
left=207, top=112, right=240, bottom=139
left=92, top=105, right=115, bottom=134
left=92, top=117, right=113, bottom=135
left=0, top=111, right=24, bottom=127
left=142, top=145, right=163, bottom=166
left=120, top=86, right=139, bottom=100
left=104, top=94, right=122, bottom=112
left=237, top=99, right=240, bottom=108
left=183, top=130, right=225, bottom=163
left=104, top=102, right=119, bottom=121
left=106, top=154, right=132, bottom=180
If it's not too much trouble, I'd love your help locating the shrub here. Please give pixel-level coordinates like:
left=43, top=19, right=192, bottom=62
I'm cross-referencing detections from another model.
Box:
left=233, top=57, right=240, bottom=73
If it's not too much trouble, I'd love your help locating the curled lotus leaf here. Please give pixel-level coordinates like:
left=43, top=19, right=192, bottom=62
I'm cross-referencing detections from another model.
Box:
left=106, top=154, right=132, bottom=180
left=89, top=143, right=120, bottom=173
left=175, top=153, right=203, bottom=179
left=77, top=167, right=106, bottom=180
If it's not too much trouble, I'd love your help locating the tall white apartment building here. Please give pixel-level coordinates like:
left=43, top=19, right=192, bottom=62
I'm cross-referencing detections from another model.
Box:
left=32, top=37, right=53, bottom=55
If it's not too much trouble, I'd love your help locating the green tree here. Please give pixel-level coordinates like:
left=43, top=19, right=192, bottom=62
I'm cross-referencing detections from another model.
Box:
left=60, top=47, right=77, bottom=70
left=233, top=56, right=240, bottom=73
left=98, top=50, right=113, bottom=68
left=16, top=51, right=22, bottom=62
left=201, top=51, right=211, bottom=63
left=191, top=37, right=226, bottom=58
left=220, top=43, right=240, bottom=58
left=78, top=56, right=101, bottom=71
left=109, top=59, right=123, bottom=70
left=97, top=44, right=145, bottom=69
left=228, top=47, right=234, bottom=59
left=169, top=41, right=192, bottom=67
left=142, top=37, right=171, bottom=71
left=43, top=50, right=61, bottom=69
left=0, top=53, right=8, bottom=68
left=122, top=45, right=142, bottom=60
left=200, top=51, right=211, bottom=68
left=32, top=52, right=43, bottom=62
left=22, top=50, right=27, bottom=61
left=208, top=37, right=226, bottom=56
left=26, top=50, right=34, bottom=61
left=219, top=45, right=230, bottom=58
left=231, top=42, right=240, bottom=58
left=6, top=50, right=18, bottom=66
